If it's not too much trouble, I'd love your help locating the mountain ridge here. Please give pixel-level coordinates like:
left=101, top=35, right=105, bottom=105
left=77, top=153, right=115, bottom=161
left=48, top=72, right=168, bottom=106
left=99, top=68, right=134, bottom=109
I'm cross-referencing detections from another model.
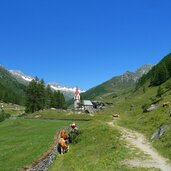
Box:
left=9, top=68, right=85, bottom=101
left=81, top=64, right=154, bottom=100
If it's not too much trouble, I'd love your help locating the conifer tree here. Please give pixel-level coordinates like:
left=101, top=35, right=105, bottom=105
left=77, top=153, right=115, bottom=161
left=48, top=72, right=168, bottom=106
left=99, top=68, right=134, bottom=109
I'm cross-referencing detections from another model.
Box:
left=45, top=84, right=53, bottom=109
left=156, top=86, right=164, bottom=97
left=151, top=62, right=169, bottom=86
left=37, top=79, right=46, bottom=110
left=25, top=79, right=38, bottom=113
left=143, top=86, right=146, bottom=93
left=60, top=93, right=66, bottom=109
left=53, top=91, right=60, bottom=108
left=58, top=91, right=63, bottom=109
left=50, top=92, right=55, bottom=108
left=162, top=54, right=171, bottom=77
left=25, top=77, right=46, bottom=113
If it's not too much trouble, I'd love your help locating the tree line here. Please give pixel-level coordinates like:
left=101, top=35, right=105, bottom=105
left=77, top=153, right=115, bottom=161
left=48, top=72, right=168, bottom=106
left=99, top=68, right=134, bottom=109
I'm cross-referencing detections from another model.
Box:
left=25, top=77, right=66, bottom=113
left=137, top=53, right=171, bottom=87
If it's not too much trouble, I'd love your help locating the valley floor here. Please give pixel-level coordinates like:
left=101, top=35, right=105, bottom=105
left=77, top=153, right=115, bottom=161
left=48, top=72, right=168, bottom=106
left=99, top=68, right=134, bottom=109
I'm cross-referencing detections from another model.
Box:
left=1, top=107, right=171, bottom=171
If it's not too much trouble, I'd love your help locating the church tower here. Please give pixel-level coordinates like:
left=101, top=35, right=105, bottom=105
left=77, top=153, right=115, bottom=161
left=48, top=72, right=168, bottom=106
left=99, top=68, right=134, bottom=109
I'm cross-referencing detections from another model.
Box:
left=74, top=87, right=80, bottom=110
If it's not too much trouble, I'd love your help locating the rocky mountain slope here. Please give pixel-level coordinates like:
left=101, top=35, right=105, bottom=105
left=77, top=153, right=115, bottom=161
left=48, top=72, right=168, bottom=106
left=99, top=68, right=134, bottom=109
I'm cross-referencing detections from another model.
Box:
left=81, top=64, right=154, bottom=100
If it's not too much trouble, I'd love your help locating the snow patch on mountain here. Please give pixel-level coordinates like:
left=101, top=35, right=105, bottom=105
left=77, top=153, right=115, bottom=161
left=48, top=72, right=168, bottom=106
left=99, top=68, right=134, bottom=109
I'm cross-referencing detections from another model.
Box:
left=9, top=70, right=86, bottom=94
left=49, top=83, right=85, bottom=93
left=9, top=70, right=33, bottom=82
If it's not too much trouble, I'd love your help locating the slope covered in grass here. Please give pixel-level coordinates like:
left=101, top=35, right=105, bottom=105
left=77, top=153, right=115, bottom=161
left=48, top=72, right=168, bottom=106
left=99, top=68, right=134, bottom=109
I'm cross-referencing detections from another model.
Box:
left=112, top=79, right=171, bottom=161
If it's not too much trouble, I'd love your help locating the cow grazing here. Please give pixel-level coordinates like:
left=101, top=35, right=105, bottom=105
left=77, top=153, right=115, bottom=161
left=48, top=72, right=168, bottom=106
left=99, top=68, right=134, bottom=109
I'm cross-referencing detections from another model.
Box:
left=163, top=101, right=170, bottom=107
left=61, top=129, right=68, bottom=140
left=112, top=114, right=119, bottom=120
left=58, top=138, right=69, bottom=155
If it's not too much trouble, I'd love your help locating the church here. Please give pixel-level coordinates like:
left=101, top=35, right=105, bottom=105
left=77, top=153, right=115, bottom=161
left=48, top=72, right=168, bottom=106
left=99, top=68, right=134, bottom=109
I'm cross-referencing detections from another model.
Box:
left=74, top=87, right=94, bottom=113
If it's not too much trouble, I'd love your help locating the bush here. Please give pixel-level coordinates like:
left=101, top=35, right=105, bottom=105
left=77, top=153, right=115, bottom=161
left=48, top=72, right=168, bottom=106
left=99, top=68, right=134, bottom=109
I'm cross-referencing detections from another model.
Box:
left=156, top=86, right=164, bottom=97
left=0, top=111, right=5, bottom=122
left=0, top=111, right=11, bottom=122
left=5, top=113, right=11, bottom=119
left=112, top=94, right=118, bottom=98
left=165, top=80, right=171, bottom=90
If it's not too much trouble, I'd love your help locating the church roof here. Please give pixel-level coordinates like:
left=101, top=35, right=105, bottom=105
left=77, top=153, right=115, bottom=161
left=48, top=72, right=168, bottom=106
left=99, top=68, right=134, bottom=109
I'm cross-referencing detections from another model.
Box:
left=82, top=100, right=93, bottom=106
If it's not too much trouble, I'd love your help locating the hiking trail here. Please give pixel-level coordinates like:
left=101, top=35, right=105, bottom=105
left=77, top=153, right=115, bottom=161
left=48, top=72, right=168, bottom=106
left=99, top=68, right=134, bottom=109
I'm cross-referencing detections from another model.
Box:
left=108, top=122, right=171, bottom=171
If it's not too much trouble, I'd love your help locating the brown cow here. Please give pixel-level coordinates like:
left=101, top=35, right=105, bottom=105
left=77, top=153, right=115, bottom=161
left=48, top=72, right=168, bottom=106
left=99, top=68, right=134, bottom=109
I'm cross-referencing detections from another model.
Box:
left=61, top=129, right=68, bottom=140
left=112, top=114, right=119, bottom=120
left=163, top=101, right=170, bottom=107
left=58, top=138, right=69, bottom=154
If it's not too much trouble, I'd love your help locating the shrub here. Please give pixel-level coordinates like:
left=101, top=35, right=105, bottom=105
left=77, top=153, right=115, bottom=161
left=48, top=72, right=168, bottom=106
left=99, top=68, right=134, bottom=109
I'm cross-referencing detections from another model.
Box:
left=5, top=113, right=11, bottom=119
left=165, top=80, right=171, bottom=90
left=156, top=86, right=164, bottom=97
left=0, top=111, right=11, bottom=122
left=0, top=111, right=5, bottom=122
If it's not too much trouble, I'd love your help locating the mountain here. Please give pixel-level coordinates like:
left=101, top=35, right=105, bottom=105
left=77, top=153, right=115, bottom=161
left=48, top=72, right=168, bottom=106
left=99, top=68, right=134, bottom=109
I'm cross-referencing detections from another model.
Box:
left=0, top=66, right=26, bottom=105
left=10, top=69, right=85, bottom=101
left=81, top=64, right=154, bottom=100
left=9, top=70, right=34, bottom=85
left=49, top=83, right=85, bottom=101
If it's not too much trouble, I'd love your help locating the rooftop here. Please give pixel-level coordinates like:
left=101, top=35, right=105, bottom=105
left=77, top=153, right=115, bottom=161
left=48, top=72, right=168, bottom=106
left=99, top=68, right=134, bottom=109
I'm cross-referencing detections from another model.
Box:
left=82, top=100, right=93, bottom=106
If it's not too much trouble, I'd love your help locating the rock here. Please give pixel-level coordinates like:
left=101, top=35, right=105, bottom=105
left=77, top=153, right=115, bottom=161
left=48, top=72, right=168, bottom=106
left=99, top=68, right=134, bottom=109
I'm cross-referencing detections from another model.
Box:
left=146, top=104, right=159, bottom=112
left=151, top=125, right=169, bottom=140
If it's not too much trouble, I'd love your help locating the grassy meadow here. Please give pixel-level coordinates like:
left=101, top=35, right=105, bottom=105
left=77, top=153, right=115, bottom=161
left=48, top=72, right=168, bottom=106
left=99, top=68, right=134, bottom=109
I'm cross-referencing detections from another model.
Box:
left=26, top=109, right=93, bottom=120
left=0, top=109, right=159, bottom=171
left=0, top=119, right=71, bottom=171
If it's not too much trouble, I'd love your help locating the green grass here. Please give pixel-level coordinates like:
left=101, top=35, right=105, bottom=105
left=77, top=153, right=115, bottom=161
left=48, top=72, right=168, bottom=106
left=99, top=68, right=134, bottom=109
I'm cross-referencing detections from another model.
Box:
left=0, top=106, right=163, bottom=171
left=0, top=118, right=71, bottom=171
left=109, top=81, right=171, bottom=161
left=26, top=109, right=93, bottom=120
left=1, top=85, right=170, bottom=171
left=49, top=120, right=156, bottom=171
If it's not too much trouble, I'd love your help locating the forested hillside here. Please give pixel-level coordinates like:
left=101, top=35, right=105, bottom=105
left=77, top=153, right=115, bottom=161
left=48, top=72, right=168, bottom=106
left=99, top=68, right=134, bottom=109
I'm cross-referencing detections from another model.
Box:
left=0, top=66, right=26, bottom=105
left=0, top=66, right=67, bottom=112
left=137, top=53, right=171, bottom=87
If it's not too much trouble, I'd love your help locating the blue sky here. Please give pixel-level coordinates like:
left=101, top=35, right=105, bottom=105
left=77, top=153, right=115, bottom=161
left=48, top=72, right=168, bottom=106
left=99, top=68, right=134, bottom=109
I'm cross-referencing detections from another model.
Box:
left=0, top=0, right=171, bottom=90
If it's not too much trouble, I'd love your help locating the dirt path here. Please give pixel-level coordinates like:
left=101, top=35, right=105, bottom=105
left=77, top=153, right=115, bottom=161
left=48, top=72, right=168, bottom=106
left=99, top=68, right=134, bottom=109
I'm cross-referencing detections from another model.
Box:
left=108, top=122, right=171, bottom=171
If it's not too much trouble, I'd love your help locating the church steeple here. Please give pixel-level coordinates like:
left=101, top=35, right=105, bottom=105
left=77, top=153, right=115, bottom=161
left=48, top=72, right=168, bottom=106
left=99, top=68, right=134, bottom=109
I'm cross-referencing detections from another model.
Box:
left=75, top=87, right=79, bottom=96
left=74, top=87, right=80, bottom=110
